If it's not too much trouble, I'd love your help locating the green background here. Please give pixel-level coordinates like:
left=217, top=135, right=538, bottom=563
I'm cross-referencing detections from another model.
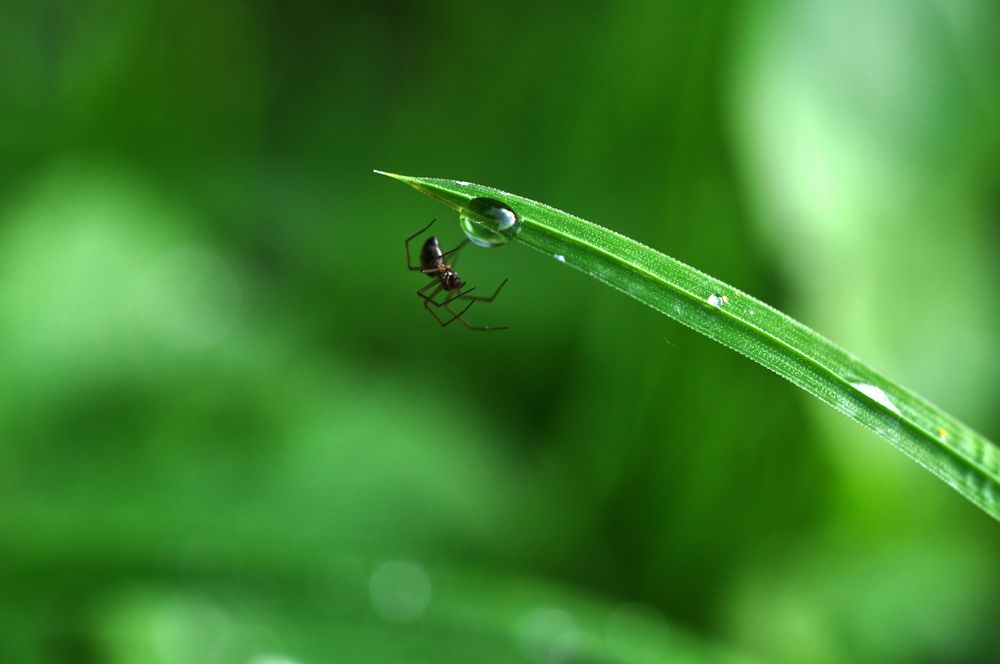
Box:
left=2, top=1, right=999, bottom=662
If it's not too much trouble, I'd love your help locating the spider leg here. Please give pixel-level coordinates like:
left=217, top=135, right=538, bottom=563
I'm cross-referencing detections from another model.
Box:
left=417, top=281, right=442, bottom=301
left=423, top=295, right=475, bottom=327
left=439, top=239, right=469, bottom=263
left=443, top=301, right=508, bottom=332
left=418, top=284, right=477, bottom=307
left=459, top=278, right=508, bottom=303
left=405, top=219, right=437, bottom=271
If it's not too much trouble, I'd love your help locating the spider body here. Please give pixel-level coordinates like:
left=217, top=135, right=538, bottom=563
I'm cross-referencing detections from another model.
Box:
left=419, top=236, right=464, bottom=291
left=404, top=219, right=507, bottom=331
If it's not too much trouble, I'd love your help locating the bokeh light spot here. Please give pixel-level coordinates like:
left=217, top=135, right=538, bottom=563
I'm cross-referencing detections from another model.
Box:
left=136, top=245, right=242, bottom=351
left=515, top=606, right=581, bottom=664
left=368, top=559, right=433, bottom=623
left=605, top=603, right=670, bottom=663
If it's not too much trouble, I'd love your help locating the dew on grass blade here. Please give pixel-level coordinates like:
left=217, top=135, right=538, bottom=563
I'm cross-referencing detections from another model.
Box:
left=459, top=197, right=521, bottom=247
left=707, top=293, right=728, bottom=307
left=851, top=382, right=902, bottom=416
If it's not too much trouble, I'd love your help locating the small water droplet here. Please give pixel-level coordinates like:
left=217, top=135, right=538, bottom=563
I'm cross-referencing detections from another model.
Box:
left=852, top=382, right=902, bottom=416
left=707, top=293, right=728, bottom=307
left=554, top=254, right=565, bottom=263
left=459, top=197, right=521, bottom=247
left=457, top=180, right=472, bottom=186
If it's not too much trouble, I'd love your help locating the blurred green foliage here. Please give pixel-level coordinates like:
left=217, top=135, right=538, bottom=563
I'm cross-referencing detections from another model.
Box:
left=1, top=1, right=999, bottom=662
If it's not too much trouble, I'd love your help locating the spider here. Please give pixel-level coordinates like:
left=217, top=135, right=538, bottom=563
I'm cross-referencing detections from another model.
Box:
left=404, top=219, right=508, bottom=331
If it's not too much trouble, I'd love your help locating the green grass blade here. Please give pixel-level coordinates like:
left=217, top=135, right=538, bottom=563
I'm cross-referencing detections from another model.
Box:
left=378, top=171, right=1000, bottom=522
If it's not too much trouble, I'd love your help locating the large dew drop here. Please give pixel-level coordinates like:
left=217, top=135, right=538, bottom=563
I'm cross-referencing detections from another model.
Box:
left=459, top=197, right=521, bottom=247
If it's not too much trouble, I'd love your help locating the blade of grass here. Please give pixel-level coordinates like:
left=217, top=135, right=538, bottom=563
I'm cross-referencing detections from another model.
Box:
left=377, top=171, right=1000, bottom=522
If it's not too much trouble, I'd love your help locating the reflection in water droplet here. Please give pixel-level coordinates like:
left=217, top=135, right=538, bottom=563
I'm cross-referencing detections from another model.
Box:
left=369, top=560, right=432, bottom=623
left=554, top=254, right=566, bottom=263
left=852, top=383, right=902, bottom=416
left=459, top=197, right=521, bottom=247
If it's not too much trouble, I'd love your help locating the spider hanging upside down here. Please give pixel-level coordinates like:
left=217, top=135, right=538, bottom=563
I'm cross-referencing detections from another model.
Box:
left=404, top=219, right=508, bottom=331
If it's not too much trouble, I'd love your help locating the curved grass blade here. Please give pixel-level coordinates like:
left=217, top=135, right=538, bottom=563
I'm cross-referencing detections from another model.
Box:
left=377, top=171, right=1000, bottom=522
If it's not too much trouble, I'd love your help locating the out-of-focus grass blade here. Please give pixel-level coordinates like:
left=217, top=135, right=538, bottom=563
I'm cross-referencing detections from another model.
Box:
left=378, top=171, right=1000, bottom=522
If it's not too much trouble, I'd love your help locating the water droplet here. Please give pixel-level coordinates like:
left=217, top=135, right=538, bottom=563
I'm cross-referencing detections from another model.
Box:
left=851, top=382, right=901, bottom=416
left=554, top=254, right=565, bottom=263
left=707, top=293, right=728, bottom=307
left=456, top=180, right=472, bottom=186
left=459, top=197, right=521, bottom=247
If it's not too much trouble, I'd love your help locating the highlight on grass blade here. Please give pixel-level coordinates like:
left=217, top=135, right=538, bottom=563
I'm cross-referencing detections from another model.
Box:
left=377, top=171, right=1000, bottom=523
